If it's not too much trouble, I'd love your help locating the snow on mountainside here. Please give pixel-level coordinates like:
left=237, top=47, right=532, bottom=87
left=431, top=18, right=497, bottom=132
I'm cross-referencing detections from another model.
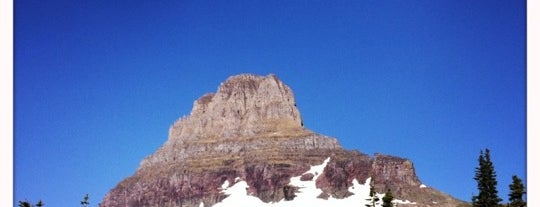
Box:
left=211, top=157, right=416, bottom=207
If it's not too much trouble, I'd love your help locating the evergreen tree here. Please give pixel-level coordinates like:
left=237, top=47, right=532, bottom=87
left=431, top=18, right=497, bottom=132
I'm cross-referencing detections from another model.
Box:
left=81, top=194, right=90, bottom=207
left=365, top=185, right=380, bottom=207
left=508, top=175, right=526, bottom=207
left=472, top=148, right=502, bottom=207
left=18, top=200, right=33, bottom=207
left=36, top=200, right=44, bottom=207
left=382, top=189, right=394, bottom=207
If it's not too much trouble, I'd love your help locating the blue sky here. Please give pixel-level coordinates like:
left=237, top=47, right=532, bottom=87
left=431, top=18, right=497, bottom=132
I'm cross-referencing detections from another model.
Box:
left=14, top=0, right=526, bottom=206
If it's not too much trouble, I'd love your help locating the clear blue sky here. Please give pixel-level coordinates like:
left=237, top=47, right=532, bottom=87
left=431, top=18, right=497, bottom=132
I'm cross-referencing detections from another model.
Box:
left=15, top=0, right=525, bottom=206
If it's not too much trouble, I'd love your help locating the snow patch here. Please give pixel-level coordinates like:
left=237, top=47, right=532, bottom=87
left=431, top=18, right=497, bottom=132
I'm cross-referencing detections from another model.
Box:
left=213, top=180, right=267, bottom=207
left=214, top=157, right=416, bottom=207
left=420, top=184, right=427, bottom=188
left=395, top=199, right=417, bottom=205
left=221, top=180, right=230, bottom=189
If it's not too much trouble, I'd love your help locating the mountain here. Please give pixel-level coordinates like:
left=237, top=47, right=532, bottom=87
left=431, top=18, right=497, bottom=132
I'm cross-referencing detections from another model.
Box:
left=100, top=74, right=466, bottom=207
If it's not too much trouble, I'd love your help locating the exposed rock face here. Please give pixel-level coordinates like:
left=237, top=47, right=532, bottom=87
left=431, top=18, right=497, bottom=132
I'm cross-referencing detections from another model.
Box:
left=101, top=74, right=465, bottom=207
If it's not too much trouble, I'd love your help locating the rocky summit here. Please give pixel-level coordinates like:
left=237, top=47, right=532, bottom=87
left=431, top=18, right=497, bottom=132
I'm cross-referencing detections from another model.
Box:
left=101, top=74, right=465, bottom=207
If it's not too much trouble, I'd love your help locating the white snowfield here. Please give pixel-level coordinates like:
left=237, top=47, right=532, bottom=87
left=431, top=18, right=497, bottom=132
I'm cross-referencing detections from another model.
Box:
left=209, top=157, right=416, bottom=207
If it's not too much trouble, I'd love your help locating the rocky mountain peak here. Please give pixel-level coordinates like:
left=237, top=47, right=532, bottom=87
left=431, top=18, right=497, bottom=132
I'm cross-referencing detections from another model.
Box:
left=179, top=73, right=303, bottom=140
left=101, top=74, right=465, bottom=207
left=138, top=74, right=337, bottom=170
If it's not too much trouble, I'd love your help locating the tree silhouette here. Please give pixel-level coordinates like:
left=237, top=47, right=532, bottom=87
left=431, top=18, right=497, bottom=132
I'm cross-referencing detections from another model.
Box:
left=508, top=175, right=526, bottom=207
left=365, top=185, right=380, bottom=207
left=81, top=194, right=90, bottom=207
left=382, top=189, right=394, bottom=207
left=18, top=200, right=33, bottom=207
left=472, top=148, right=501, bottom=207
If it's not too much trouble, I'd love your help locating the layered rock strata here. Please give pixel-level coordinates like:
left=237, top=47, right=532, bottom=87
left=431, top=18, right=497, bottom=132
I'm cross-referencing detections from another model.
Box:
left=101, top=74, right=464, bottom=207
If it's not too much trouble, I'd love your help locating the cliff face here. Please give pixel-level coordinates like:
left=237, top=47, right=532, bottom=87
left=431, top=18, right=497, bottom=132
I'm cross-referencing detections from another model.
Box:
left=101, top=74, right=465, bottom=207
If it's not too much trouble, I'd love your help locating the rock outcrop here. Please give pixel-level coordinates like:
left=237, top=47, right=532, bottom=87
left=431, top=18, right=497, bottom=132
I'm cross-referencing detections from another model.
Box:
left=101, top=74, right=465, bottom=207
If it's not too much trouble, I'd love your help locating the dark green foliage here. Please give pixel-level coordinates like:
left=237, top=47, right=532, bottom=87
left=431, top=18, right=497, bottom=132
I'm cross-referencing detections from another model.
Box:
left=18, top=199, right=44, bottom=207
left=18, top=194, right=91, bottom=207
left=365, top=185, right=380, bottom=207
left=283, top=185, right=296, bottom=201
left=382, top=189, right=394, bottom=207
left=472, top=148, right=502, bottom=207
left=18, top=200, right=33, bottom=207
left=508, top=175, right=526, bottom=207
left=81, top=194, right=90, bottom=207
